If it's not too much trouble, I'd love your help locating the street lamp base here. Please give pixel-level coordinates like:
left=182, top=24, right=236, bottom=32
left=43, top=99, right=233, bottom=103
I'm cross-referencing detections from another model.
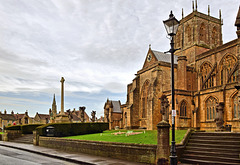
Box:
left=170, top=155, right=178, bottom=165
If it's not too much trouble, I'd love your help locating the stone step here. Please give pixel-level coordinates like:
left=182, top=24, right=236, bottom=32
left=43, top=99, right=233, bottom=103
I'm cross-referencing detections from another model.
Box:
left=181, top=154, right=240, bottom=164
left=190, top=135, right=240, bottom=141
left=185, top=146, right=240, bottom=152
left=11, top=139, right=33, bottom=144
left=187, top=142, right=240, bottom=149
left=192, top=132, right=240, bottom=137
left=188, top=139, right=240, bottom=145
left=180, top=158, right=240, bottom=165
left=184, top=150, right=239, bottom=158
left=10, top=134, right=33, bottom=144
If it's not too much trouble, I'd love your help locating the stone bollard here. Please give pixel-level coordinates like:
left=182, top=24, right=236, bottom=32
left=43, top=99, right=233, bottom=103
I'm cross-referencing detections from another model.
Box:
left=156, top=120, right=170, bottom=165
left=215, top=102, right=224, bottom=132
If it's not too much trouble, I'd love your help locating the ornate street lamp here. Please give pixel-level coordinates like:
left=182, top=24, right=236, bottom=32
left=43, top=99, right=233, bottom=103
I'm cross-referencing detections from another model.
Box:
left=163, top=11, right=180, bottom=165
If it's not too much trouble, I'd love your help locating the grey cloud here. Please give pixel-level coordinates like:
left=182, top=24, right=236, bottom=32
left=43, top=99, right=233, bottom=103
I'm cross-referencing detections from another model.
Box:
left=0, top=0, right=238, bottom=116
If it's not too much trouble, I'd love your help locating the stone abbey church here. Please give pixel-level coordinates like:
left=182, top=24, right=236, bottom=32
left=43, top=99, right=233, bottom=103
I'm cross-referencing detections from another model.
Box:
left=104, top=5, right=240, bottom=132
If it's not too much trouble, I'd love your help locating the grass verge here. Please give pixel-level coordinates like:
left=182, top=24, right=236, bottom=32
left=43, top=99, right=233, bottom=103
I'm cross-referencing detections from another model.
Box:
left=63, top=129, right=187, bottom=145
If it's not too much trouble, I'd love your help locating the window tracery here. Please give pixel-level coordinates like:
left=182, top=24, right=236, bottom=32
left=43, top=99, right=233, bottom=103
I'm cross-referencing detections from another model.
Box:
left=206, top=96, right=217, bottom=120
left=176, top=32, right=181, bottom=48
left=199, top=23, right=206, bottom=42
left=233, top=94, right=239, bottom=119
left=200, top=62, right=215, bottom=89
left=140, top=80, right=150, bottom=118
left=212, top=27, right=217, bottom=46
left=219, top=54, right=237, bottom=85
left=186, top=25, right=191, bottom=43
left=180, top=101, right=187, bottom=117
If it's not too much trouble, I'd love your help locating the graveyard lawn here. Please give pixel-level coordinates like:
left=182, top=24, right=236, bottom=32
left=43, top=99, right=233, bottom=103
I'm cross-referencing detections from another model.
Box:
left=63, top=129, right=187, bottom=145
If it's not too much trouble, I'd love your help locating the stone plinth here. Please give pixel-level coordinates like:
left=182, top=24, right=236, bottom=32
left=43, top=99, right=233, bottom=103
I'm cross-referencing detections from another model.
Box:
left=156, top=121, right=170, bottom=165
left=54, top=114, right=70, bottom=123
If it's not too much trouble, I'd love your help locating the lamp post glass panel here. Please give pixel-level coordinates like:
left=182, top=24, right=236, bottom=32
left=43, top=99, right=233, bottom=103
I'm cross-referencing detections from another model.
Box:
left=163, top=11, right=179, bottom=165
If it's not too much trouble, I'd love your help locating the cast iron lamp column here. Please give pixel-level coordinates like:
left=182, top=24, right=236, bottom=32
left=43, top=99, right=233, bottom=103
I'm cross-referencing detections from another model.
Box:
left=163, top=11, right=180, bottom=165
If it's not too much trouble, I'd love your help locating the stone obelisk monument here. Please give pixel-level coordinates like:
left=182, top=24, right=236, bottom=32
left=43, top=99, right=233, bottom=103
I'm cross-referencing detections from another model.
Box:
left=55, top=77, right=70, bottom=123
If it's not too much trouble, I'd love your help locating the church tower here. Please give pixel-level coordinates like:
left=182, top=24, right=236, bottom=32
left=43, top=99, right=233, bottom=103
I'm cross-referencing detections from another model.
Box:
left=52, top=94, right=57, bottom=117
left=175, top=1, right=223, bottom=66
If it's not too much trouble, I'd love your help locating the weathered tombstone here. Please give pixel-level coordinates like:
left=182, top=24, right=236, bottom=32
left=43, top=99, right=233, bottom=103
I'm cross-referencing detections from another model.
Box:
left=160, top=95, right=169, bottom=122
left=91, top=110, right=96, bottom=122
left=215, top=102, right=224, bottom=131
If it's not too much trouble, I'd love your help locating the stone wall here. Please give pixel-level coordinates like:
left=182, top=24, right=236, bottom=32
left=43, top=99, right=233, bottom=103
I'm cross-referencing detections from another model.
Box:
left=38, top=137, right=157, bottom=164
left=3, top=130, right=22, bottom=141
left=37, top=136, right=188, bottom=164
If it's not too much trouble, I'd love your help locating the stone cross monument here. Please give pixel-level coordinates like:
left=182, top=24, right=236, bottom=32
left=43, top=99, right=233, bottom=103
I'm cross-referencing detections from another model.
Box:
left=55, top=77, right=70, bottom=123
left=60, top=77, right=65, bottom=115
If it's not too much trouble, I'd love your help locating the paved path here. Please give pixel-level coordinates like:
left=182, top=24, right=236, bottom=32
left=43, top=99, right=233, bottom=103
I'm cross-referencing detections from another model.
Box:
left=0, top=141, right=145, bottom=165
left=0, top=145, right=76, bottom=165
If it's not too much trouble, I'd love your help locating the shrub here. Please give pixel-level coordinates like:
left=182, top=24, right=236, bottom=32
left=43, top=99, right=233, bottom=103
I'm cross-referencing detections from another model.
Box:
left=36, top=122, right=109, bottom=137
left=21, top=124, right=43, bottom=134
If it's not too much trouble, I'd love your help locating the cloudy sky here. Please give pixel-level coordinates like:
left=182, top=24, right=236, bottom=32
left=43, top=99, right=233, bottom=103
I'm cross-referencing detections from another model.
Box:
left=0, top=0, right=238, bottom=117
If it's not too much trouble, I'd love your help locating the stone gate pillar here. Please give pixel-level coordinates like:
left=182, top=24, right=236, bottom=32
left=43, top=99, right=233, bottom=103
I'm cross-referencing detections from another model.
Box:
left=156, top=121, right=170, bottom=165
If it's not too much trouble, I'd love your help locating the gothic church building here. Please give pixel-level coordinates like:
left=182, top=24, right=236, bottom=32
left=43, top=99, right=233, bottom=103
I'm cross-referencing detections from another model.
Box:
left=105, top=4, right=240, bottom=131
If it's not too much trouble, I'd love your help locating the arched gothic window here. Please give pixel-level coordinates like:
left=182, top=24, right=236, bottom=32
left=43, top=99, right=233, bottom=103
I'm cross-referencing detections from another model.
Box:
left=199, top=23, right=206, bottom=42
left=141, top=80, right=150, bottom=118
left=212, top=27, right=217, bottom=46
left=206, top=97, right=217, bottom=120
left=186, top=25, right=191, bottom=43
left=219, top=54, right=237, bottom=85
left=233, top=94, right=239, bottom=119
left=180, top=101, right=187, bottom=117
left=176, top=32, right=181, bottom=48
left=200, top=62, right=215, bottom=89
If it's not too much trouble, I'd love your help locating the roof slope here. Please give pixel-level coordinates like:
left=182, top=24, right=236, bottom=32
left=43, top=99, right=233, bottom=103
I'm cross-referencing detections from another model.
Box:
left=0, top=114, right=16, bottom=120
left=235, top=6, right=240, bottom=26
left=111, top=101, right=121, bottom=113
left=152, top=50, right=178, bottom=64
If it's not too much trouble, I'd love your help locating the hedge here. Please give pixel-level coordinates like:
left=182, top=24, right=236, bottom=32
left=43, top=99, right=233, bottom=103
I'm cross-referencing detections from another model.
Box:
left=5, top=124, right=44, bottom=134
left=21, top=124, right=43, bottom=134
left=5, top=125, right=21, bottom=131
left=36, top=122, right=109, bottom=137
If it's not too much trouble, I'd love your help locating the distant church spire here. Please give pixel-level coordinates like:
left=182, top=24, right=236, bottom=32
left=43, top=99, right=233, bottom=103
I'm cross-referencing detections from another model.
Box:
left=53, top=94, right=56, bottom=104
left=52, top=94, right=57, bottom=117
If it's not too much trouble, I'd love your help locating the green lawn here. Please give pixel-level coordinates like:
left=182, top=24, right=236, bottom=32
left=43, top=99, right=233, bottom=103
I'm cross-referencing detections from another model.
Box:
left=63, top=129, right=187, bottom=145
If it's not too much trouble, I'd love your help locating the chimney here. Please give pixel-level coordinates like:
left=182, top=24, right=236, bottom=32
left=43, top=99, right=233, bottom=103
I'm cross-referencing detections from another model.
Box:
left=11, top=110, right=14, bottom=115
left=4, top=109, right=7, bottom=114
left=25, top=110, right=28, bottom=116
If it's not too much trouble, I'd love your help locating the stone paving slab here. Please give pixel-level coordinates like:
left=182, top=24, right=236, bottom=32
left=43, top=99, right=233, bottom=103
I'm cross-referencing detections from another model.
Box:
left=0, top=141, right=146, bottom=165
